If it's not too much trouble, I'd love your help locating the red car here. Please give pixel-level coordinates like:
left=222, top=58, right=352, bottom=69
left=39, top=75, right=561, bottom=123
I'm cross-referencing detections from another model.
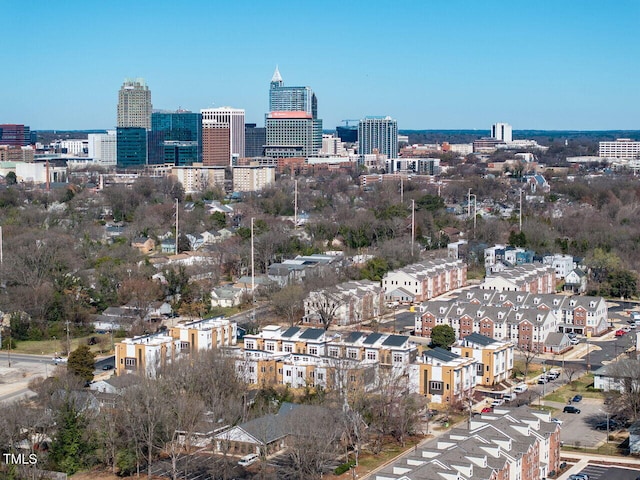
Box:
left=481, top=407, right=494, bottom=413
left=615, top=329, right=626, bottom=336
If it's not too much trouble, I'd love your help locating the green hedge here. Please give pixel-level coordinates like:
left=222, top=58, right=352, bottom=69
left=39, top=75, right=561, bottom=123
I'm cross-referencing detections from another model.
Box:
left=334, top=460, right=356, bottom=475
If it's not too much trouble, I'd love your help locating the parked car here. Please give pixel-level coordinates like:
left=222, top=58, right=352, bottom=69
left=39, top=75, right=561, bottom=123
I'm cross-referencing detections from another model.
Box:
left=537, top=377, right=548, bottom=384
left=569, top=474, right=589, bottom=480
left=481, top=407, right=494, bottom=413
left=595, top=420, right=619, bottom=430
left=490, top=399, right=505, bottom=407
left=503, top=393, right=517, bottom=402
left=615, top=329, right=626, bottom=336
left=570, top=337, right=580, bottom=345
left=551, top=418, right=563, bottom=425
left=572, top=395, right=583, bottom=403
left=564, top=405, right=581, bottom=414
left=238, top=453, right=259, bottom=467
left=513, top=384, right=528, bottom=393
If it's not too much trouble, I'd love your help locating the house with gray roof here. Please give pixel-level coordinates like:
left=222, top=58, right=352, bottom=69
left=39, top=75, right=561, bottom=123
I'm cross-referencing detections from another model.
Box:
left=372, top=408, right=561, bottom=480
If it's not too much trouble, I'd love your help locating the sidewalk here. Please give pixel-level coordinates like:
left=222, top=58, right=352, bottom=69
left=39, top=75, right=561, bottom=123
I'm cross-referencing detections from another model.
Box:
left=557, top=451, right=640, bottom=480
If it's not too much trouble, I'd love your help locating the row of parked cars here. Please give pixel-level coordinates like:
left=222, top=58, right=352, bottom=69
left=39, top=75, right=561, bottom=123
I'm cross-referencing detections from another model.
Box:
left=537, top=369, right=561, bottom=384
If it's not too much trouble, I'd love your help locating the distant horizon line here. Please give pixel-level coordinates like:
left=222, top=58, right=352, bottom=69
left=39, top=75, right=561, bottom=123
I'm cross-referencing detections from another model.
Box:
left=27, top=127, right=640, bottom=134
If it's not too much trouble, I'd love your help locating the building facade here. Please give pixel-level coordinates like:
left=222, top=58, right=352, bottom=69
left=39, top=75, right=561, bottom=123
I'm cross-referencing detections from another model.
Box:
left=201, top=107, right=245, bottom=166
left=149, top=111, right=202, bottom=165
left=269, top=66, right=317, bottom=117
left=88, top=132, right=117, bottom=165
left=116, top=127, right=147, bottom=168
left=117, top=78, right=152, bottom=129
left=451, top=333, right=514, bottom=387
left=0, top=124, right=30, bottom=146
left=382, top=258, right=467, bottom=304
left=358, top=116, right=398, bottom=158
left=244, top=123, right=266, bottom=157
left=115, top=316, right=237, bottom=376
left=232, top=165, right=275, bottom=192
left=491, top=122, right=513, bottom=143
left=599, top=138, right=640, bottom=159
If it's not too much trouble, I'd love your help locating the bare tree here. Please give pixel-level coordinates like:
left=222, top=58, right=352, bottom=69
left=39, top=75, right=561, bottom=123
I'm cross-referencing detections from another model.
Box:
left=516, top=345, right=539, bottom=380
left=270, top=284, right=305, bottom=326
left=279, top=406, right=343, bottom=480
left=605, top=358, right=640, bottom=422
left=305, top=289, right=342, bottom=330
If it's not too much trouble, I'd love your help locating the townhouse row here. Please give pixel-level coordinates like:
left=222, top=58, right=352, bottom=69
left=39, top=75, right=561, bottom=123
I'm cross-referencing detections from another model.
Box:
left=375, top=408, right=561, bottom=480
left=114, top=316, right=237, bottom=376
left=416, top=287, right=608, bottom=351
left=239, top=325, right=513, bottom=401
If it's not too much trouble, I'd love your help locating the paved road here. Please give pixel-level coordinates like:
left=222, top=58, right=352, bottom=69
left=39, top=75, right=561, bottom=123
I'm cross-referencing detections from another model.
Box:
left=575, top=465, right=640, bottom=480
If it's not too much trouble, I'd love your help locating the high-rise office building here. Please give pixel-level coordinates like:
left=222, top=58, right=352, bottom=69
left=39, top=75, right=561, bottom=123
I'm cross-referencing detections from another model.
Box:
left=265, top=67, right=322, bottom=158
left=244, top=123, right=266, bottom=157
left=269, top=66, right=317, bottom=118
left=88, top=132, right=117, bottom=165
left=116, top=127, right=147, bottom=168
left=149, top=111, right=202, bottom=165
left=491, top=122, right=512, bottom=143
left=265, top=112, right=322, bottom=158
left=358, top=116, right=398, bottom=158
left=117, top=78, right=152, bottom=129
left=201, top=107, right=245, bottom=166
left=0, top=124, right=31, bottom=146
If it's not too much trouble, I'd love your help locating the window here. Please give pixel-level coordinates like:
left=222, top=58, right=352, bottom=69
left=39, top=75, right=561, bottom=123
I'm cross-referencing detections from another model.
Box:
left=317, top=373, right=324, bottom=381
left=309, top=346, right=318, bottom=355
left=249, top=366, right=255, bottom=373
left=278, top=368, right=283, bottom=374
left=297, top=371, right=303, bottom=378
left=125, top=358, right=136, bottom=367
left=393, top=354, right=403, bottom=364
left=347, top=349, right=358, bottom=359
left=266, top=343, right=275, bottom=352
left=284, top=344, right=292, bottom=353
left=260, top=366, right=265, bottom=373
left=329, top=348, right=339, bottom=357
left=366, top=351, right=377, bottom=361
left=285, top=370, right=291, bottom=377
left=429, top=381, right=443, bottom=392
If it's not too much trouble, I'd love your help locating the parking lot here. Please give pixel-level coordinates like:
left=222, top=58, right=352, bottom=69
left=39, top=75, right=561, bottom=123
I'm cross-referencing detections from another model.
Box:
left=571, top=465, right=640, bottom=480
left=552, top=397, right=609, bottom=448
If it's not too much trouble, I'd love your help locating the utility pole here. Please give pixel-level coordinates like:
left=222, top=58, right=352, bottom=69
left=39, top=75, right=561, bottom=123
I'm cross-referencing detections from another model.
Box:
left=294, top=179, right=298, bottom=228
left=175, top=198, right=179, bottom=254
left=400, top=177, right=404, bottom=204
left=470, top=194, right=477, bottom=238
left=519, top=189, right=523, bottom=232
left=467, top=188, right=472, bottom=218
left=251, top=218, right=255, bottom=322
left=411, top=199, right=415, bottom=256
left=65, top=319, right=71, bottom=355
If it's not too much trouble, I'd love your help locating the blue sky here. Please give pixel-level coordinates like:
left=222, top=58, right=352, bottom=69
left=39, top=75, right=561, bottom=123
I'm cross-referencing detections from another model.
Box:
left=2, top=0, right=638, bottom=130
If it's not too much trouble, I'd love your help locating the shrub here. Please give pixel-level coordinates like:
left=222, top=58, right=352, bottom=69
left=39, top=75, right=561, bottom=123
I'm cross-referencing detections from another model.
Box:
left=334, top=460, right=356, bottom=475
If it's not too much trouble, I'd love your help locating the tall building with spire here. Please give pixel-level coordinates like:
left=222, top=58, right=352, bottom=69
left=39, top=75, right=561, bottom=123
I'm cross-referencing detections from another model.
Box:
left=265, top=67, right=322, bottom=158
left=117, top=78, right=152, bottom=129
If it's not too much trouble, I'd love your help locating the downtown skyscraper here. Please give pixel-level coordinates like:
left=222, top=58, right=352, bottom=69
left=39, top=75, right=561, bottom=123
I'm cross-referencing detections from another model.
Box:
left=117, top=78, right=152, bottom=129
left=201, top=107, right=245, bottom=166
left=358, top=116, right=398, bottom=158
left=116, top=78, right=152, bottom=168
left=265, top=67, right=322, bottom=158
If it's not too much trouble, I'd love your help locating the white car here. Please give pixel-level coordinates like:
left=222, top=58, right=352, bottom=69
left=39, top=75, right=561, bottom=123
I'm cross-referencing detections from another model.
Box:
left=238, top=453, right=259, bottom=467
left=490, top=399, right=505, bottom=407
left=551, top=418, right=563, bottom=426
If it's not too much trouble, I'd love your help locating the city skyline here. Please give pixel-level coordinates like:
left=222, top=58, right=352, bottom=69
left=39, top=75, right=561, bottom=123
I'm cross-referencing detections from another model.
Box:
left=1, top=0, right=638, bottom=131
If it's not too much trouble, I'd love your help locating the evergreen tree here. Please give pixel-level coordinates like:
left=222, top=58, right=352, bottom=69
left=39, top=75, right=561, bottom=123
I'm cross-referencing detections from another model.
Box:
left=67, top=345, right=96, bottom=383
left=430, top=325, right=456, bottom=350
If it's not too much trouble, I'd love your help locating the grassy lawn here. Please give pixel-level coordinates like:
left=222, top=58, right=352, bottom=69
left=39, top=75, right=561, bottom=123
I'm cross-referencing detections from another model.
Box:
left=512, top=360, right=544, bottom=381
left=562, top=442, right=625, bottom=456
left=9, top=334, right=120, bottom=356
left=543, top=373, right=602, bottom=403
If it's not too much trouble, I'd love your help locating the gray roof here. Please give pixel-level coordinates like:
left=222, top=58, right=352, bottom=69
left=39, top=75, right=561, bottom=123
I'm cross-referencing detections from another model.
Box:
left=362, top=332, right=383, bottom=345
left=281, top=327, right=301, bottom=338
left=424, top=347, right=459, bottom=362
left=382, top=334, right=409, bottom=347
left=344, top=331, right=365, bottom=343
left=298, top=328, right=325, bottom=340
left=463, top=332, right=498, bottom=346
